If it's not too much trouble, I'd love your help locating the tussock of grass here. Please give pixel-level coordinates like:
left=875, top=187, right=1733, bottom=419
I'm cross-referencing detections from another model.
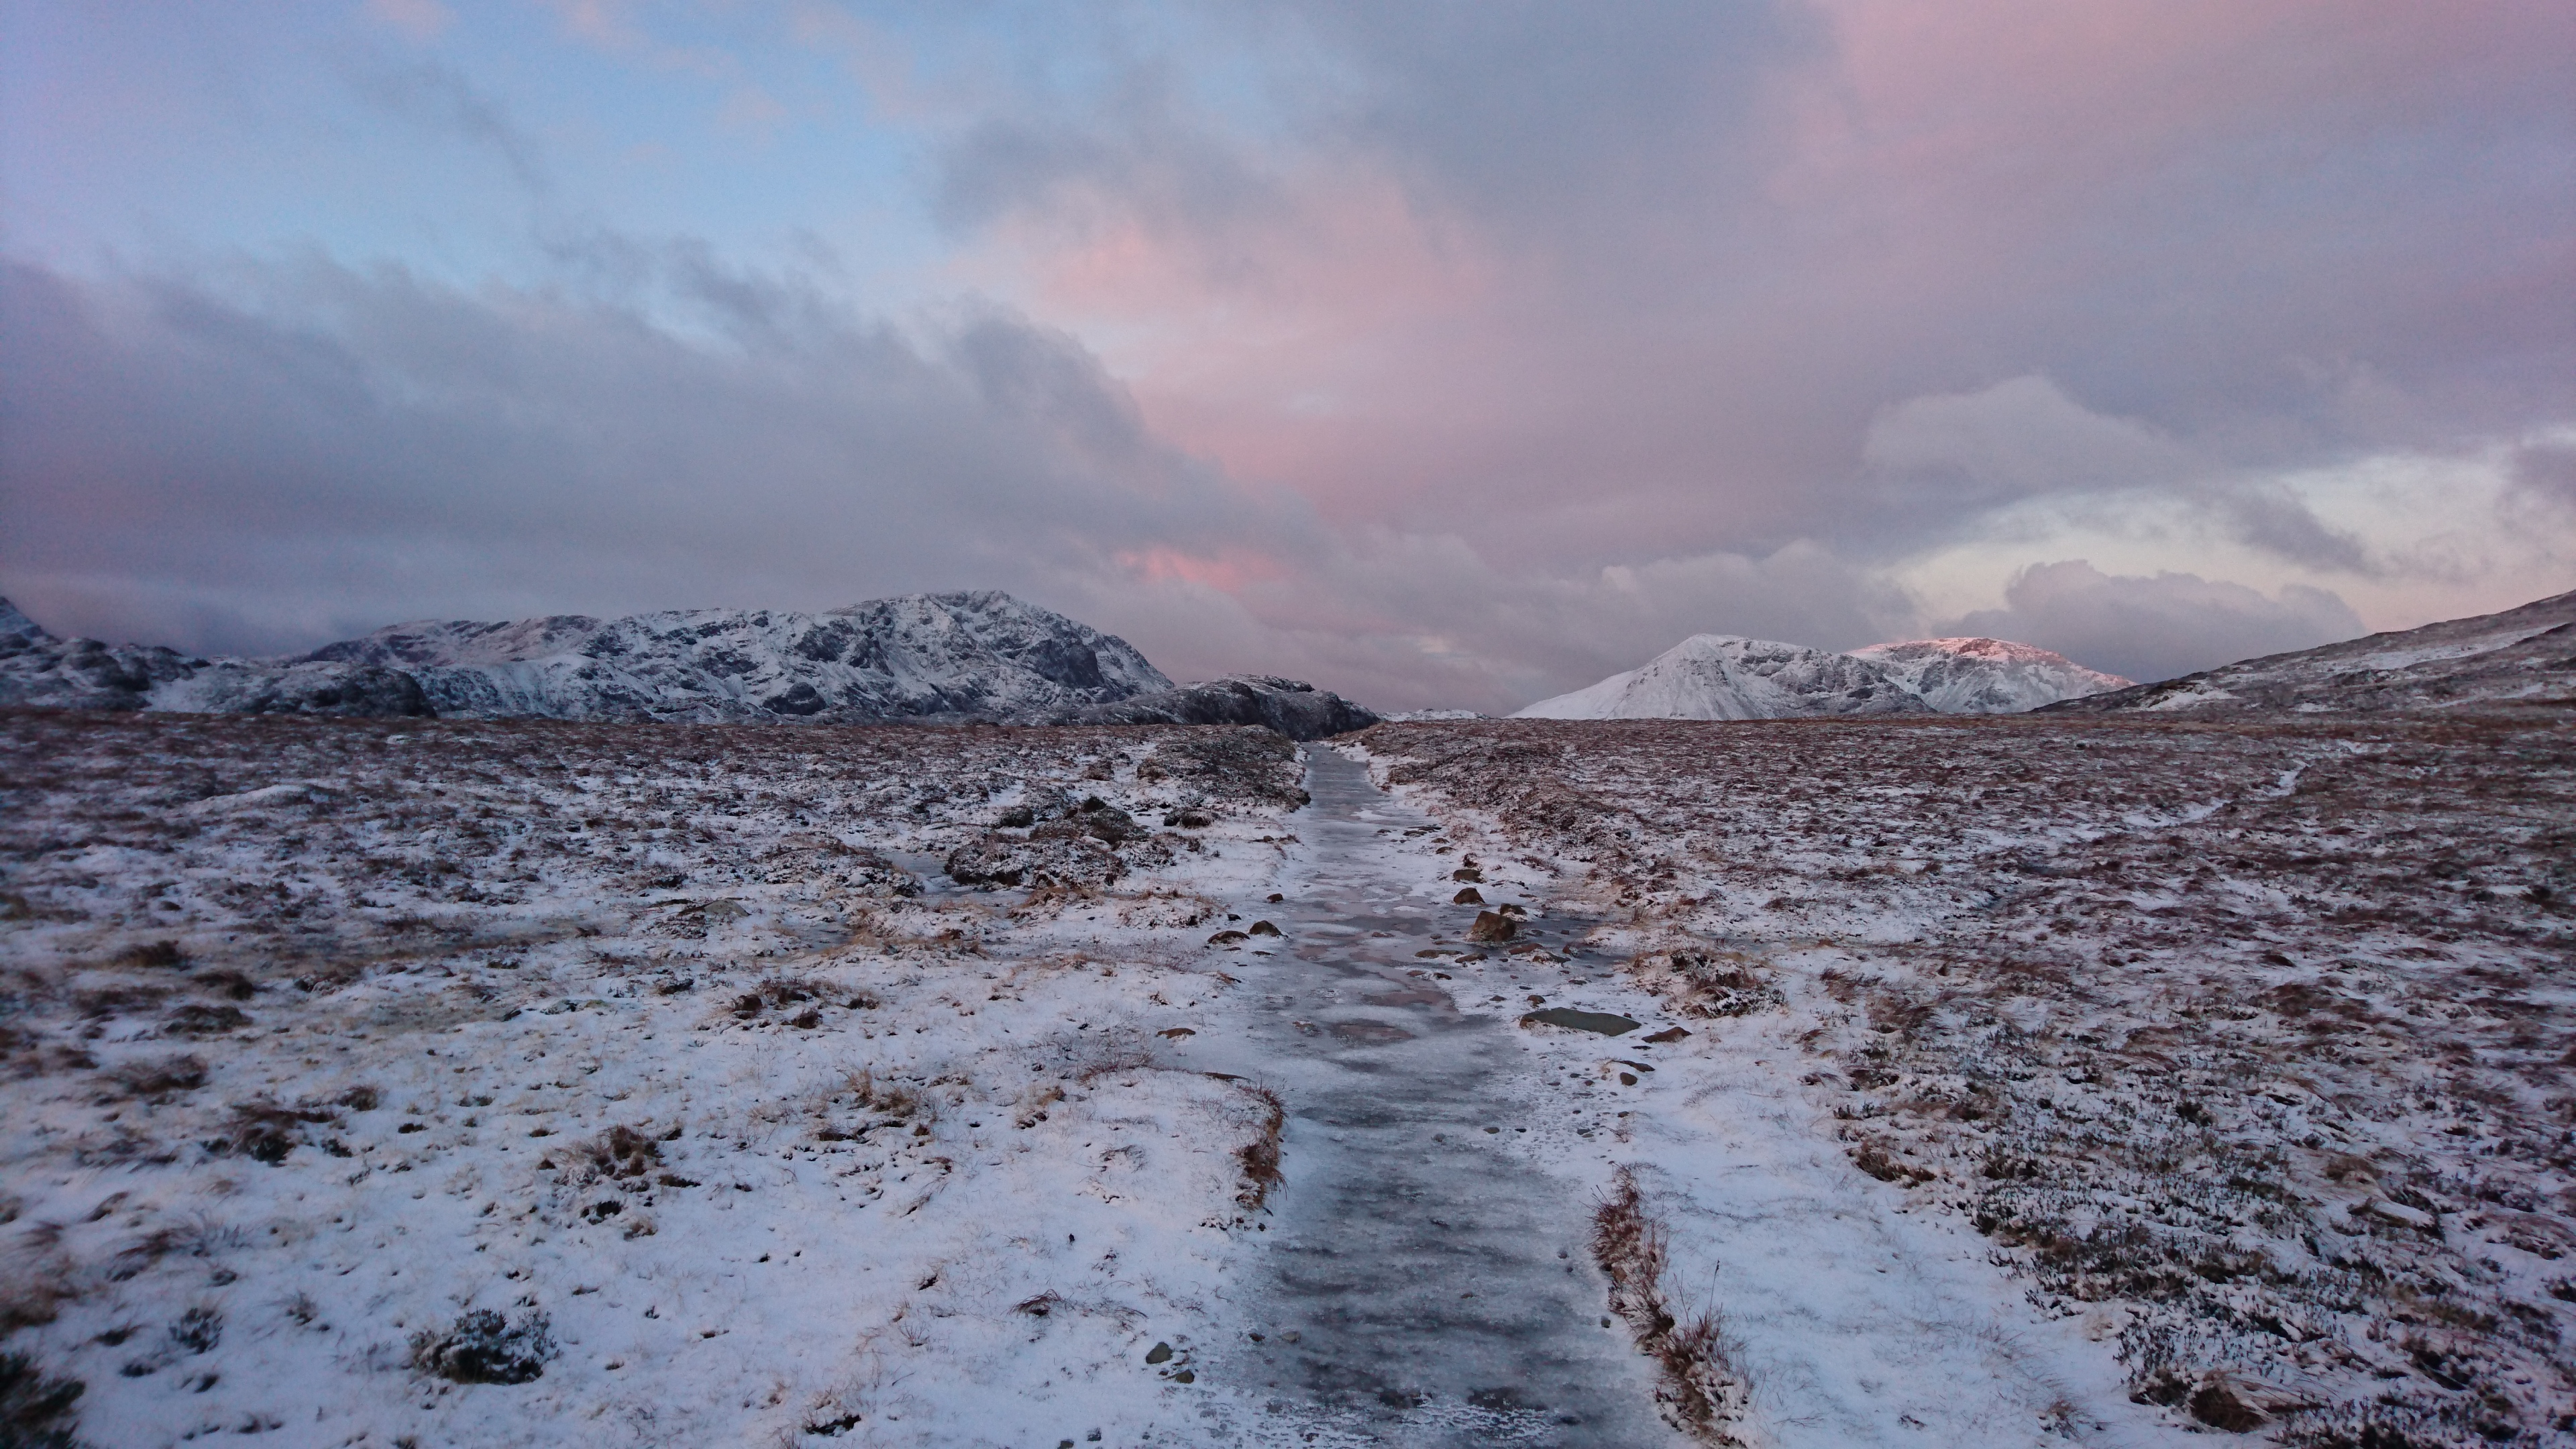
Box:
left=1592, top=1167, right=1754, bottom=1444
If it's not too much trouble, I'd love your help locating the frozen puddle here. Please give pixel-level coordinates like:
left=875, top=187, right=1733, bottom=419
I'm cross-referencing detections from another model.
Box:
left=1181, top=749, right=2192, bottom=1448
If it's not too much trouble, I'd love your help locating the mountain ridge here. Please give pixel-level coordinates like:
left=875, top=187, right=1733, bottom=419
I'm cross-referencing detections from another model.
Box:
left=1515, top=632, right=2127, bottom=720
left=2038, top=587, right=2576, bottom=715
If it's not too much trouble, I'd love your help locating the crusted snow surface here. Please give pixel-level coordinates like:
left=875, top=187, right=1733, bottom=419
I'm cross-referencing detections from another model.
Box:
left=1850, top=637, right=2131, bottom=714
left=0, top=711, right=1316, bottom=1447
left=1515, top=635, right=1930, bottom=721
left=296, top=590, right=1172, bottom=723
left=1356, top=716, right=2576, bottom=1446
left=1247, top=751, right=2190, bottom=1448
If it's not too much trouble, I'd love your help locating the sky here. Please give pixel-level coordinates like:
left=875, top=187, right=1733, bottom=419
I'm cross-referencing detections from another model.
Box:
left=3, top=0, right=2571, bottom=710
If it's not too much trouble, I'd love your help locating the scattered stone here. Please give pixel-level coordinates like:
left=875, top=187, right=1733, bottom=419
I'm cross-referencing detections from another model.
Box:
left=1156, top=1027, right=1195, bottom=1039
left=1642, top=1026, right=1692, bottom=1044
left=1467, top=910, right=1517, bottom=943
left=1206, top=930, right=1249, bottom=946
left=1452, top=867, right=1483, bottom=883
left=1144, top=1342, right=1172, bottom=1364
left=1247, top=920, right=1281, bottom=937
left=1519, top=1008, right=1641, bottom=1036
left=1452, top=887, right=1485, bottom=905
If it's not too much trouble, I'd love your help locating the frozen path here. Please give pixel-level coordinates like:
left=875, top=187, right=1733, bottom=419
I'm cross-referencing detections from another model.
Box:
left=1193, top=748, right=1682, bottom=1446
left=1183, top=748, right=2196, bottom=1448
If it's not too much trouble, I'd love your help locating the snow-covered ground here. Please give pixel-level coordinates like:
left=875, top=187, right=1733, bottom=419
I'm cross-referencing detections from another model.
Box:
left=0, top=711, right=1314, bottom=1446
left=1354, top=716, right=2576, bottom=1446
left=7, top=705, right=2569, bottom=1448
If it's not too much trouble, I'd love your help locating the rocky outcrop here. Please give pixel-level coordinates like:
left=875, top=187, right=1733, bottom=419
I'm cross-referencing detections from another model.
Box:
left=0, top=591, right=1175, bottom=725
left=301, top=590, right=1171, bottom=723
left=0, top=600, right=426, bottom=717
left=1059, top=675, right=1378, bottom=739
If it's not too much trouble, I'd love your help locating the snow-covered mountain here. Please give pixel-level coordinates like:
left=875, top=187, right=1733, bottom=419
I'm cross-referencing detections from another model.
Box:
left=1849, top=637, right=2131, bottom=714
left=2043, top=586, right=2576, bottom=715
left=0, top=591, right=1183, bottom=724
left=299, top=591, right=1170, bottom=722
left=1515, top=632, right=2130, bottom=720
left=1514, top=635, right=1932, bottom=720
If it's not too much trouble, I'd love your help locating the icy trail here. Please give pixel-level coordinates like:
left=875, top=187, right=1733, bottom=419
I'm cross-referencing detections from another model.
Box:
left=1195, top=748, right=1680, bottom=1446
left=1185, top=749, right=2194, bottom=1447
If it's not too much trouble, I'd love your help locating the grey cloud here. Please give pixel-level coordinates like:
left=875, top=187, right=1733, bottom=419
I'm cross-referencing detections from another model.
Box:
left=1949, top=561, right=2365, bottom=685
left=2509, top=438, right=2576, bottom=510
left=344, top=54, right=549, bottom=193
left=2206, top=484, right=2375, bottom=576
left=0, top=254, right=1309, bottom=659
left=930, top=64, right=1283, bottom=246
left=908, top=3, right=2573, bottom=578
left=1864, top=376, right=2377, bottom=573
left=1862, top=375, right=2198, bottom=505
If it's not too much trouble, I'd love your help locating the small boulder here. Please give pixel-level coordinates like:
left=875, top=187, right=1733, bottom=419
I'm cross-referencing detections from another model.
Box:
left=1247, top=920, right=1282, bottom=937
left=1452, top=887, right=1484, bottom=905
left=1451, top=867, right=1482, bottom=883
left=1467, top=910, right=1517, bottom=943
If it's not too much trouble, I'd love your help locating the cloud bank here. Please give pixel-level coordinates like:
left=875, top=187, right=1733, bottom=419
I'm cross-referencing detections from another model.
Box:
left=3, top=1, right=2571, bottom=707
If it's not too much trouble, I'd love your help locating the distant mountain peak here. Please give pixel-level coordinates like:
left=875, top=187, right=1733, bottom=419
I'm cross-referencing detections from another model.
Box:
left=1517, top=631, right=2129, bottom=720
left=1515, top=633, right=1930, bottom=720
left=1850, top=637, right=2131, bottom=714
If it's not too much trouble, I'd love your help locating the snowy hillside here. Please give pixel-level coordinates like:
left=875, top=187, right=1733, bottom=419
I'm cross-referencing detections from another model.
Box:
left=1514, top=635, right=1931, bottom=720
left=1519, top=632, right=2133, bottom=720
left=301, top=590, right=1172, bottom=722
left=1850, top=636, right=2130, bottom=713
left=0, top=592, right=1181, bottom=724
left=2045, top=586, right=2576, bottom=715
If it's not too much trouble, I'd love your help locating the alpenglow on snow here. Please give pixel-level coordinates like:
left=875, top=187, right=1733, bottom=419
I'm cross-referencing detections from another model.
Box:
left=1515, top=633, right=2131, bottom=720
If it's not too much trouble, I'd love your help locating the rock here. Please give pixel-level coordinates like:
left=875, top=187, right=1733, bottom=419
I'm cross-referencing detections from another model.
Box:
left=1642, top=1026, right=1691, bottom=1044
left=2186, top=1377, right=2270, bottom=1433
left=1467, top=910, right=1517, bottom=943
left=1055, top=674, right=1378, bottom=740
left=1452, top=887, right=1485, bottom=904
left=1247, top=920, right=1281, bottom=937
left=1144, top=1342, right=1173, bottom=1364
left=2355, top=1197, right=2438, bottom=1232
left=1156, top=1027, right=1195, bottom=1039
left=1519, top=1008, right=1641, bottom=1036
left=1207, top=929, right=1249, bottom=945
left=945, top=831, right=1124, bottom=890
left=1452, top=867, right=1483, bottom=882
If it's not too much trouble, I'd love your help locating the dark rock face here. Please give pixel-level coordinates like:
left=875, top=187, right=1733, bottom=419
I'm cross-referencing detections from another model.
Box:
left=1059, top=674, right=1379, bottom=740
left=174, top=661, right=434, bottom=717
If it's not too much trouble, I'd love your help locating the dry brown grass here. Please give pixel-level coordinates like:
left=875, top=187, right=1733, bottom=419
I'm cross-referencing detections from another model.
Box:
left=1232, top=1083, right=1286, bottom=1210
left=1591, top=1167, right=1753, bottom=1444
left=1371, top=712, right=2576, bottom=1444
